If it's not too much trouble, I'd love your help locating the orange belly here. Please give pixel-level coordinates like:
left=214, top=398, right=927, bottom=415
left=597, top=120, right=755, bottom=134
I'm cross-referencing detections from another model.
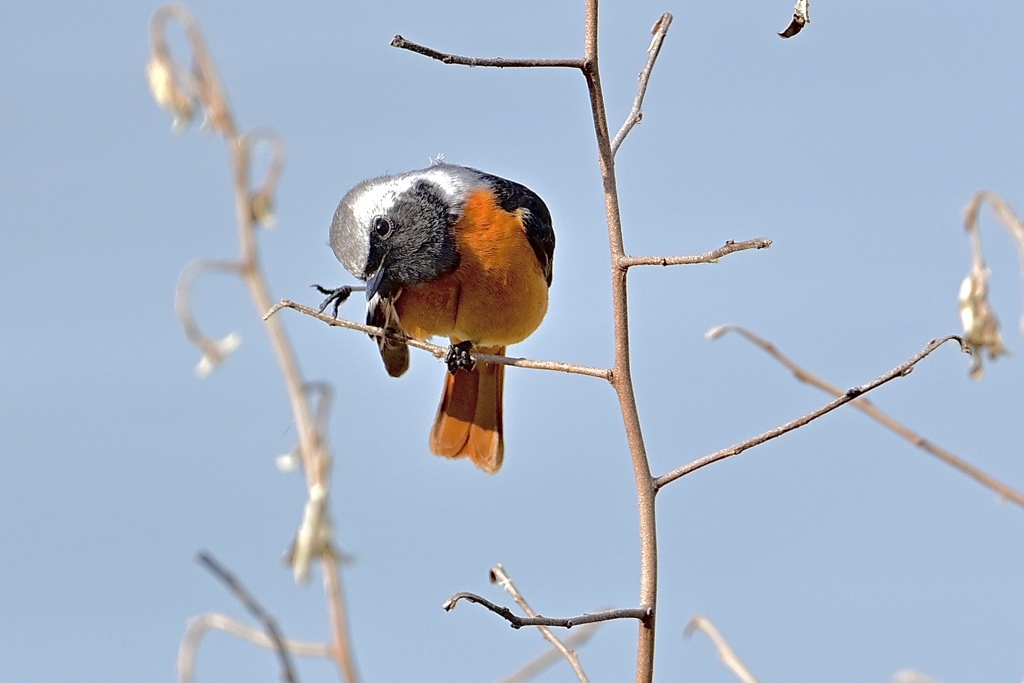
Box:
left=396, top=188, right=549, bottom=346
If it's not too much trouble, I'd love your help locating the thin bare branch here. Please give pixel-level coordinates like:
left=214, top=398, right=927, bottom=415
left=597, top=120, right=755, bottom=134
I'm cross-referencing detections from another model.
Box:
left=619, top=238, right=772, bottom=269
left=150, top=6, right=358, bottom=679
left=654, top=336, right=970, bottom=490
left=684, top=616, right=760, bottom=683
left=266, top=299, right=614, bottom=381
left=578, top=0, right=660, bottom=677
left=498, top=623, right=601, bottom=683
left=178, top=613, right=330, bottom=683
left=197, top=552, right=298, bottom=683
left=443, top=591, right=650, bottom=629
left=490, top=564, right=591, bottom=683
left=390, top=35, right=585, bottom=69
left=611, top=13, right=673, bottom=156
left=711, top=325, right=1024, bottom=508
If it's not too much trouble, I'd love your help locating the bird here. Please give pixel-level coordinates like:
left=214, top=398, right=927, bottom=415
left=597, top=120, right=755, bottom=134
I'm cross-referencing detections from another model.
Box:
left=321, top=163, right=555, bottom=474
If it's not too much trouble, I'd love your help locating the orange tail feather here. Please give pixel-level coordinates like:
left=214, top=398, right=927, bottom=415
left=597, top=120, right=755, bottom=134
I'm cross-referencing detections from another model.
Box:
left=429, top=346, right=505, bottom=473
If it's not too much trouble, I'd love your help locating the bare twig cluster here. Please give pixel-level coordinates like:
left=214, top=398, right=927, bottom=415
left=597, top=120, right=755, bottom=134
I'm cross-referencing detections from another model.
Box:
left=150, top=2, right=1004, bottom=681
left=147, top=5, right=357, bottom=682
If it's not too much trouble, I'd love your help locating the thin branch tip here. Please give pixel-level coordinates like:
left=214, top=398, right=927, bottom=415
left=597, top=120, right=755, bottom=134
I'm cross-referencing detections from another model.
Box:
left=621, top=237, right=773, bottom=269
left=390, top=34, right=584, bottom=69
left=263, top=300, right=287, bottom=320
left=611, top=11, right=674, bottom=155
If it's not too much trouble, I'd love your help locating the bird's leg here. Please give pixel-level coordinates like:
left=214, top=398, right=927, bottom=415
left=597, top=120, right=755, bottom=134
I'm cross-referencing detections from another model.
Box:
left=313, top=284, right=355, bottom=318
left=444, top=340, right=476, bottom=375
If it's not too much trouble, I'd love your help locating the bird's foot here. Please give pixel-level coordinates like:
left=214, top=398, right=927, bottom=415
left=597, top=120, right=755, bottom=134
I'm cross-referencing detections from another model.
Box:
left=445, top=341, right=476, bottom=375
left=313, top=284, right=355, bottom=318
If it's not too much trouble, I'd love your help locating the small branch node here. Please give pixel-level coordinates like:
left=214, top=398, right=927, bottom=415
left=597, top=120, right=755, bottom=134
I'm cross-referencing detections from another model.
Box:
left=611, top=12, right=673, bottom=156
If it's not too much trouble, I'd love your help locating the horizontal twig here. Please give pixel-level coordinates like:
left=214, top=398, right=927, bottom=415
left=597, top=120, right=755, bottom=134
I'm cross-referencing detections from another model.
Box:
left=390, top=34, right=585, bottom=69
left=653, top=335, right=970, bottom=490
left=711, top=325, right=1024, bottom=509
left=442, top=592, right=650, bottom=629
left=265, top=299, right=613, bottom=381
left=618, top=238, right=772, bottom=269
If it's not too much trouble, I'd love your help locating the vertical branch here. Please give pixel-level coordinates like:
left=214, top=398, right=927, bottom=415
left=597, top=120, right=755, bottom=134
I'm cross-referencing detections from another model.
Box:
left=229, top=117, right=360, bottom=683
left=580, top=1, right=658, bottom=681
left=148, top=7, right=358, bottom=681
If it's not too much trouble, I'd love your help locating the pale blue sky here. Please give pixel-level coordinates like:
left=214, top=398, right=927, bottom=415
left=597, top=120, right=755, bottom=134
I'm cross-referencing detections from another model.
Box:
left=3, top=1, right=1024, bottom=681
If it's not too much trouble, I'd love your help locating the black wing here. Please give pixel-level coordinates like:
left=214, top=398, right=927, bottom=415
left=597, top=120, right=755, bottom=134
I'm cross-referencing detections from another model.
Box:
left=477, top=172, right=555, bottom=286
left=366, top=289, right=410, bottom=378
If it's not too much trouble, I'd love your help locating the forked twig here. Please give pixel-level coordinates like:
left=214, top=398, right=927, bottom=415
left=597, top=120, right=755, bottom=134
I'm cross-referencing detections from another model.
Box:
left=710, top=325, right=1024, bottom=508
left=149, top=6, right=358, bottom=680
left=654, top=336, right=970, bottom=489
left=178, top=613, right=330, bottom=683
left=684, top=616, right=760, bottom=683
left=490, top=564, right=591, bottom=682
left=196, top=552, right=298, bottom=683
left=443, top=592, right=650, bottom=629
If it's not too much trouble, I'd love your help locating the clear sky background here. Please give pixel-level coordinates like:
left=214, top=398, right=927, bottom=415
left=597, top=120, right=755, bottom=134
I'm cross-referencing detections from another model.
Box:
left=3, top=1, right=1024, bottom=681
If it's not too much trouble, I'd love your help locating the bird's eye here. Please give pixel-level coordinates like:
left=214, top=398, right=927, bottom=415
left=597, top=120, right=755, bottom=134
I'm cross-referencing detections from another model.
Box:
left=373, top=216, right=392, bottom=238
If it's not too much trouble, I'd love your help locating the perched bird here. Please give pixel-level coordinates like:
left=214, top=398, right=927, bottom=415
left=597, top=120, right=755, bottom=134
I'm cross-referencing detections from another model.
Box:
left=322, top=163, right=555, bottom=473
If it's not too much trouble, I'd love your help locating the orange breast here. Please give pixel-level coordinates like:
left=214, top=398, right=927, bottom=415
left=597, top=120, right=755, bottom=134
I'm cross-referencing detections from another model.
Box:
left=396, top=188, right=549, bottom=346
